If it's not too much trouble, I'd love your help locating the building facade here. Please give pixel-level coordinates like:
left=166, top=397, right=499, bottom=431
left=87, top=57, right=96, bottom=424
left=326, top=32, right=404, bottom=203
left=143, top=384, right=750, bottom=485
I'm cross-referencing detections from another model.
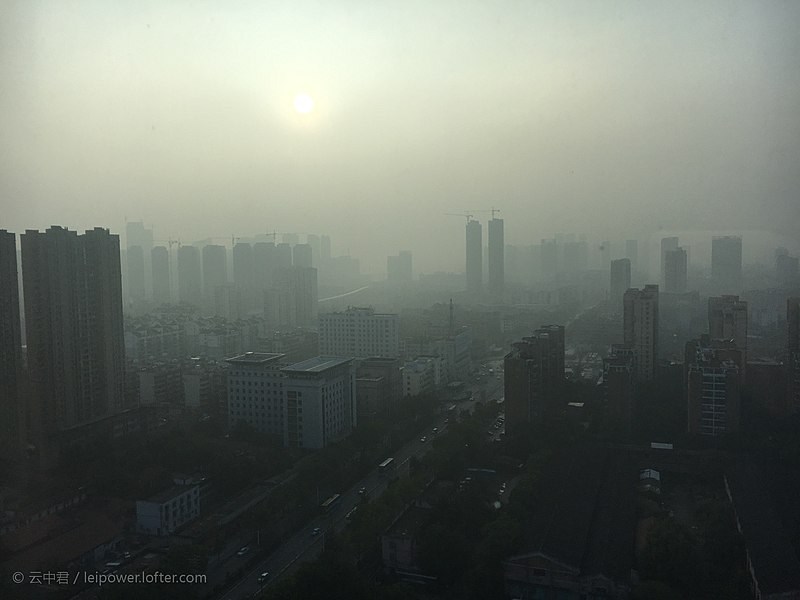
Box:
left=136, top=485, right=200, bottom=536
left=686, top=336, right=742, bottom=436
left=318, top=307, right=400, bottom=358
left=466, top=220, right=482, bottom=293
left=623, top=285, right=659, bottom=381
left=0, top=230, right=22, bottom=452
left=225, top=352, right=287, bottom=437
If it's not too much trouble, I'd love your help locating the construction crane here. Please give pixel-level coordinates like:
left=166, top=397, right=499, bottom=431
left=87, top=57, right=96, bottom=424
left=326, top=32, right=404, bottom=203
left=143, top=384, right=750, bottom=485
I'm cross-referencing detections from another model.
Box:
left=153, top=238, right=181, bottom=249
left=445, top=212, right=475, bottom=224
left=467, top=207, right=502, bottom=219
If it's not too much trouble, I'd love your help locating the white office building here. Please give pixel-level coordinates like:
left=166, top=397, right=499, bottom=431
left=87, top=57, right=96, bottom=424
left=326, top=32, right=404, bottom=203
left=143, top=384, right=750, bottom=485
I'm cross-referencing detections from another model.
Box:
left=226, top=352, right=287, bottom=436
left=318, top=307, right=400, bottom=358
left=136, top=485, right=200, bottom=536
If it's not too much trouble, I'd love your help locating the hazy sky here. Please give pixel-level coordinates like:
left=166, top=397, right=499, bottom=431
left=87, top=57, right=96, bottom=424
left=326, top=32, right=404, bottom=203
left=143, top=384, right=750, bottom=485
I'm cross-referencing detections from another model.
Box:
left=2, top=0, right=799, bottom=272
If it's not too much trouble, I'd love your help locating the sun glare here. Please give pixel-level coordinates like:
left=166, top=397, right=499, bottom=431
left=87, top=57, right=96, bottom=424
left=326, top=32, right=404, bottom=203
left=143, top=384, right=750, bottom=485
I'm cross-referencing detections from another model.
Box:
left=293, top=93, right=315, bottom=115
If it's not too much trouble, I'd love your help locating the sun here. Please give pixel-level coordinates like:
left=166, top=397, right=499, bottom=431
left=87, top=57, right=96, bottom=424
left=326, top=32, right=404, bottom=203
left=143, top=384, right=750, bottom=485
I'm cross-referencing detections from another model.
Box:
left=293, top=93, right=315, bottom=115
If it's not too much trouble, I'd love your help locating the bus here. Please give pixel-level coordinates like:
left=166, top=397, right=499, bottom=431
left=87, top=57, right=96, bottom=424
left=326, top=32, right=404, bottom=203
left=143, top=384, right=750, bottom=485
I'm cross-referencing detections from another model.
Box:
left=320, top=493, right=341, bottom=513
left=378, top=457, right=395, bottom=473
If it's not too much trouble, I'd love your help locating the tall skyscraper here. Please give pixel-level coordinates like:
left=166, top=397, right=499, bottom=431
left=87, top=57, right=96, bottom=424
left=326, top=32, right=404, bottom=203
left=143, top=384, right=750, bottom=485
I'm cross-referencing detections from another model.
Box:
left=708, top=295, right=748, bottom=377
left=151, top=246, right=171, bottom=304
left=177, top=245, right=201, bottom=305
left=0, top=230, right=22, bottom=451
left=686, top=336, right=742, bottom=436
left=466, top=220, right=482, bottom=293
left=233, top=242, right=254, bottom=287
left=202, top=244, right=227, bottom=309
left=21, top=227, right=125, bottom=459
left=253, top=241, right=276, bottom=293
left=488, top=218, right=504, bottom=296
left=292, top=243, right=313, bottom=268
left=788, top=298, right=800, bottom=413
left=711, top=236, right=743, bottom=293
left=664, top=247, right=688, bottom=293
left=275, top=243, right=293, bottom=269
left=660, top=237, right=679, bottom=287
left=625, top=239, right=639, bottom=274
left=504, top=325, right=565, bottom=436
left=126, top=245, right=146, bottom=301
left=609, top=258, right=632, bottom=312
left=623, top=285, right=659, bottom=381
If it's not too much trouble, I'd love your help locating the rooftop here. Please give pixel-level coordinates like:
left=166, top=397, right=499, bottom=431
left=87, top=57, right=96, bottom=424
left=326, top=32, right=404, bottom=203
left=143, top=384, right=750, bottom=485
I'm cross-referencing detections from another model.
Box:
left=225, top=352, right=285, bottom=365
left=283, top=356, right=352, bottom=373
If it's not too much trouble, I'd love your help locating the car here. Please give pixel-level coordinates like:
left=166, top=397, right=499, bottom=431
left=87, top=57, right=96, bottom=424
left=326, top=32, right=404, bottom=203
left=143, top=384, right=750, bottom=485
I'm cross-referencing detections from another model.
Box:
left=237, top=546, right=249, bottom=556
left=358, top=487, right=367, bottom=495
left=432, top=427, right=438, bottom=434
left=311, top=527, right=322, bottom=537
left=420, top=436, right=427, bottom=443
left=258, top=572, right=270, bottom=583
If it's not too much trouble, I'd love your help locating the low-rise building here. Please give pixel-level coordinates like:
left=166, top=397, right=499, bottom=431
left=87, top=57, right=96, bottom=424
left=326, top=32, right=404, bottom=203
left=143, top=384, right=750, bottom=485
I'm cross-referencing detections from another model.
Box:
left=136, top=484, right=200, bottom=536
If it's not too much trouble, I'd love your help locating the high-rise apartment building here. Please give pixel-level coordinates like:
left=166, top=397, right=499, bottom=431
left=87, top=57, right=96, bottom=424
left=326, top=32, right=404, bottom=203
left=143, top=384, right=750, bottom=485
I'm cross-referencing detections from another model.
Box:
left=664, top=247, right=688, bottom=293
left=233, top=243, right=254, bottom=288
left=660, top=237, right=679, bottom=288
left=504, top=325, right=565, bottom=436
left=788, top=298, right=800, bottom=413
left=603, top=344, right=635, bottom=434
left=488, top=218, right=504, bottom=296
left=318, top=307, right=400, bottom=358
left=609, top=259, right=632, bottom=313
left=126, top=245, right=146, bottom=301
left=284, top=357, right=356, bottom=449
left=177, top=245, right=201, bottom=305
left=275, top=243, right=293, bottom=269
left=623, top=285, right=659, bottom=381
left=0, top=230, right=22, bottom=451
left=22, top=227, right=125, bottom=457
left=711, top=236, right=743, bottom=293
left=151, top=246, right=171, bottom=304
left=253, top=242, right=276, bottom=292
left=292, top=243, right=313, bottom=268
left=202, top=244, right=227, bottom=310
left=686, top=336, right=742, bottom=436
left=466, top=220, right=483, bottom=293
left=708, top=295, right=748, bottom=377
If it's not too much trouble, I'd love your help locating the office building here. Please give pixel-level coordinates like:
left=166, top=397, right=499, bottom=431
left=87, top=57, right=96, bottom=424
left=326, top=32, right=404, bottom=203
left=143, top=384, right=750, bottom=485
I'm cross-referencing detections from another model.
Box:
left=355, top=357, right=402, bottom=422
left=293, top=243, right=313, bottom=268
left=22, top=227, right=125, bottom=460
left=126, top=245, right=146, bottom=301
left=711, top=236, right=743, bottom=293
left=623, top=285, right=659, bottom=381
left=708, top=295, right=748, bottom=377
left=660, top=237, right=679, bottom=288
left=609, top=259, right=631, bottom=313
left=387, top=251, right=413, bottom=282
left=787, top=298, right=800, bottom=413
left=151, top=246, right=170, bottom=304
left=226, top=352, right=287, bottom=437
left=504, top=325, right=565, bottom=436
left=177, top=245, right=201, bottom=306
left=202, top=244, right=227, bottom=310
left=664, top=247, right=688, bottom=293
left=318, top=307, right=400, bottom=358
left=283, top=356, right=356, bottom=449
left=0, top=230, right=22, bottom=451
left=686, top=336, right=742, bottom=436
left=466, top=220, right=482, bottom=293
left=488, top=218, right=505, bottom=296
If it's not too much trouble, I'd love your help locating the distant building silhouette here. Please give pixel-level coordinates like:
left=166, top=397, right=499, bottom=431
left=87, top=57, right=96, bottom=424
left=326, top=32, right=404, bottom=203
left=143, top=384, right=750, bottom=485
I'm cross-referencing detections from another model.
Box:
left=202, top=244, right=227, bottom=311
left=292, top=243, right=313, bottom=268
left=660, top=236, right=679, bottom=288
left=708, top=295, right=748, bottom=379
left=275, top=242, right=292, bottom=269
left=664, top=246, right=688, bottom=293
left=488, top=218, right=504, bottom=296
left=603, top=344, right=635, bottom=434
left=711, top=235, right=742, bottom=293
left=609, top=258, right=631, bottom=313
left=177, top=245, right=201, bottom=305
left=623, top=285, right=659, bottom=381
left=126, top=245, right=146, bottom=301
left=151, top=246, right=170, bottom=304
left=387, top=251, right=412, bottom=282
left=466, top=220, right=482, bottom=293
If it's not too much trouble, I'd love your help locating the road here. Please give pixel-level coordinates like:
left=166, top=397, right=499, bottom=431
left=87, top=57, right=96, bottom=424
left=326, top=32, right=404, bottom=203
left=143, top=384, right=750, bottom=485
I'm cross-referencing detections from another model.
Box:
left=218, top=372, right=505, bottom=600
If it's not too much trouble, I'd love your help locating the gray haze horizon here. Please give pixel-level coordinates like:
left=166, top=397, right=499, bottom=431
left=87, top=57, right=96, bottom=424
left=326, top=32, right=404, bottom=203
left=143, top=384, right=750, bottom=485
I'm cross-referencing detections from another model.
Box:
left=2, top=1, right=799, bottom=273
